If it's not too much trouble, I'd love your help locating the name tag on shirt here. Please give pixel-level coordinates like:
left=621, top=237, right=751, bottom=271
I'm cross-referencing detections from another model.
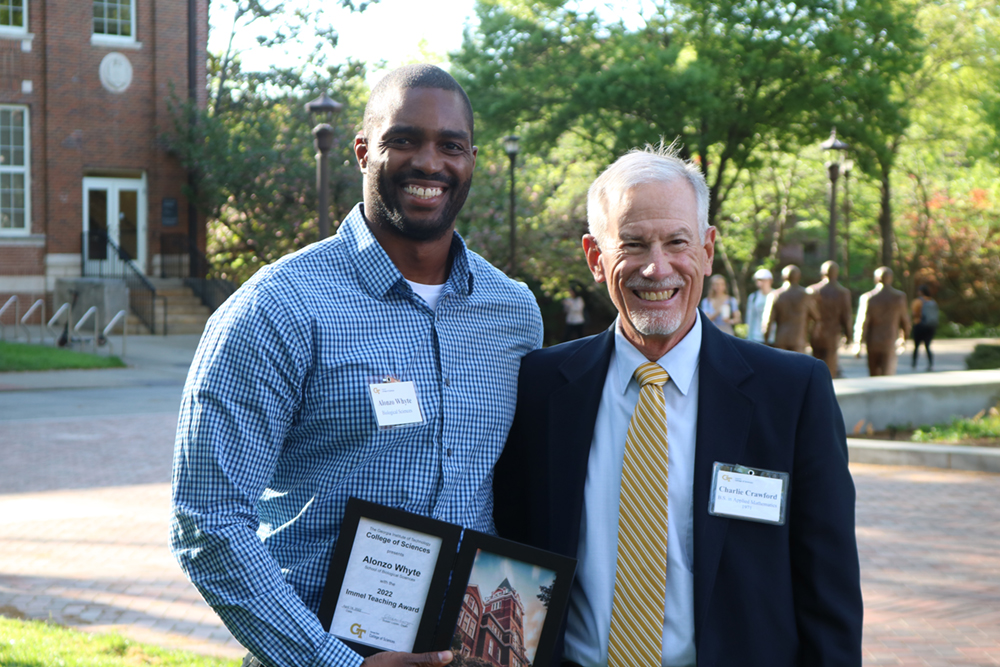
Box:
left=368, top=380, right=424, bottom=429
left=708, top=462, right=789, bottom=525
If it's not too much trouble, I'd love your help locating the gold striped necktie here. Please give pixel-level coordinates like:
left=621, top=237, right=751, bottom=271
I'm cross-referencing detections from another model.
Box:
left=608, top=361, right=669, bottom=667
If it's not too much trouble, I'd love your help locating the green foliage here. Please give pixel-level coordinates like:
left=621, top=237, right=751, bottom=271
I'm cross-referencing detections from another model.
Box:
left=911, top=404, right=1000, bottom=442
left=0, top=617, right=239, bottom=666
left=165, top=60, right=368, bottom=284
left=965, top=344, right=1000, bottom=369
left=0, top=342, right=125, bottom=372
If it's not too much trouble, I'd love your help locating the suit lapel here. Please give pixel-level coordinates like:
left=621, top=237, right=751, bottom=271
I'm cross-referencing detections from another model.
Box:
left=692, top=316, right=755, bottom=637
left=546, top=328, right=615, bottom=556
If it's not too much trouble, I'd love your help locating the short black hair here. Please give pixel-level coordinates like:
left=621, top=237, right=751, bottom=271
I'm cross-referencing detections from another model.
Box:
left=919, top=284, right=931, bottom=296
left=362, top=64, right=474, bottom=141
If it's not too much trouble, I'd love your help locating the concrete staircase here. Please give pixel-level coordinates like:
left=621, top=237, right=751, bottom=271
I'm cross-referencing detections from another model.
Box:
left=127, top=278, right=212, bottom=335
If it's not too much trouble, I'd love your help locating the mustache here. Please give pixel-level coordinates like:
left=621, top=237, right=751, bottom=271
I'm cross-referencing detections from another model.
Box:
left=392, top=170, right=456, bottom=188
left=625, top=277, right=685, bottom=291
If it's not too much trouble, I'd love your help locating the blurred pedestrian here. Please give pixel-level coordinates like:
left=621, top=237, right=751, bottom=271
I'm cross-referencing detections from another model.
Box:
left=563, top=287, right=586, bottom=341
left=701, top=274, right=740, bottom=335
left=855, top=266, right=911, bottom=376
left=911, top=284, right=939, bottom=371
left=745, top=267, right=773, bottom=343
left=807, top=260, right=853, bottom=378
left=762, top=264, right=818, bottom=353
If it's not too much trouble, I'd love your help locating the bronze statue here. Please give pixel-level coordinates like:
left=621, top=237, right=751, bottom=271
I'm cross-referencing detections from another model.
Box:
left=855, top=266, right=911, bottom=376
left=807, top=261, right=853, bottom=378
left=762, top=265, right=818, bottom=353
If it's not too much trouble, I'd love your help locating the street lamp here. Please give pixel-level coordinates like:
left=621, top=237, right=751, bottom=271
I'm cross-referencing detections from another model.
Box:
left=842, top=158, right=854, bottom=290
left=503, top=135, right=520, bottom=276
left=305, top=92, right=344, bottom=239
left=820, top=127, right=850, bottom=262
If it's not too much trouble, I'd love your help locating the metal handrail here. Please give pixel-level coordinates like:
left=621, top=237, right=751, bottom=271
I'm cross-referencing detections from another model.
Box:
left=48, top=302, right=72, bottom=346
left=81, top=231, right=160, bottom=334
left=20, top=299, right=45, bottom=344
left=103, top=309, right=128, bottom=358
left=74, top=306, right=100, bottom=352
left=0, top=295, right=19, bottom=341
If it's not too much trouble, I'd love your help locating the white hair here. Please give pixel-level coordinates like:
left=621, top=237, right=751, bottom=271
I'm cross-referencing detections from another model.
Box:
left=587, top=143, right=710, bottom=245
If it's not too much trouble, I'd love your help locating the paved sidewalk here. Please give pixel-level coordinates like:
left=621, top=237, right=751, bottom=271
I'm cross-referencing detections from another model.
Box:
left=2, top=335, right=999, bottom=664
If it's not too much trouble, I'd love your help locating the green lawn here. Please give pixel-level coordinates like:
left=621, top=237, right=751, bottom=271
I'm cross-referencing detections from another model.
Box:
left=0, top=341, right=125, bottom=372
left=0, top=617, right=240, bottom=666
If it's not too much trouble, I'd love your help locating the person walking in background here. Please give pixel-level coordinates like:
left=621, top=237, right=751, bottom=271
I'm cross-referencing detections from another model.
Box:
left=700, top=274, right=740, bottom=335
left=762, top=264, right=818, bottom=353
left=807, top=260, right=853, bottom=379
left=563, top=287, right=587, bottom=341
left=745, top=268, right=773, bottom=344
left=855, top=266, right=911, bottom=376
left=911, top=284, right=939, bottom=371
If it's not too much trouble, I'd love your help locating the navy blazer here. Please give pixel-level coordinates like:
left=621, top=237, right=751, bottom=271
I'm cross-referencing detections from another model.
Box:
left=494, top=314, right=863, bottom=666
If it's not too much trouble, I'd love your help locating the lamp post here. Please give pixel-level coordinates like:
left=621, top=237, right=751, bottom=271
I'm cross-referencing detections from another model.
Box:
left=305, top=92, right=343, bottom=239
left=503, top=135, right=520, bottom=276
left=820, top=128, right=850, bottom=262
left=842, top=159, right=854, bottom=290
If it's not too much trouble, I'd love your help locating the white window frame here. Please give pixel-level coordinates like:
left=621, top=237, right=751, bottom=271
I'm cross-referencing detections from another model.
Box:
left=91, top=0, right=138, bottom=48
left=0, top=0, right=27, bottom=37
left=0, top=104, right=30, bottom=236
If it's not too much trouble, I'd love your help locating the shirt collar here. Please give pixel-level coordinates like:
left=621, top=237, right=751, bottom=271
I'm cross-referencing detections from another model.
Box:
left=613, top=314, right=702, bottom=396
left=340, top=203, right=474, bottom=300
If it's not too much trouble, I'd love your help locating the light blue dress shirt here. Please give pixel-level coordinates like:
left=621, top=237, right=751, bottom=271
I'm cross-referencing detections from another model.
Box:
left=170, top=204, right=543, bottom=667
left=564, top=316, right=701, bottom=667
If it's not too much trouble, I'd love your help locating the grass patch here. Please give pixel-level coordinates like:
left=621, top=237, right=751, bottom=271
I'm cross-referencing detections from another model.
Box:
left=0, top=617, right=239, bottom=666
left=911, top=405, right=1000, bottom=443
left=0, top=341, right=125, bottom=372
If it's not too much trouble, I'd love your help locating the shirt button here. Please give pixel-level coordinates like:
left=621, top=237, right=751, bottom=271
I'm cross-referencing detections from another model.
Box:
left=444, top=378, right=451, bottom=386
left=446, top=448, right=452, bottom=457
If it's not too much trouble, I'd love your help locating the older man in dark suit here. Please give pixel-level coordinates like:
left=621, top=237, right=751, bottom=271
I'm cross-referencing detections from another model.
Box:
left=493, top=146, right=862, bottom=667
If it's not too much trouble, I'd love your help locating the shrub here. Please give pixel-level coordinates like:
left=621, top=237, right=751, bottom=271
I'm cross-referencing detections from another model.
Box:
left=965, top=344, right=1000, bottom=370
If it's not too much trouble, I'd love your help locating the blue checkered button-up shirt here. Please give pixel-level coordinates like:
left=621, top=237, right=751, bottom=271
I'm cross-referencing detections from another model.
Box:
left=170, top=205, right=543, bottom=667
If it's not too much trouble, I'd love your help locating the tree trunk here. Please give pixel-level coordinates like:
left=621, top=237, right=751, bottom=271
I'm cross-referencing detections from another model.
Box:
left=878, top=164, right=893, bottom=267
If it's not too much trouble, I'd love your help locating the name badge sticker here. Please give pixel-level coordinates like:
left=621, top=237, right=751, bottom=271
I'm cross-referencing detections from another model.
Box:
left=368, top=380, right=424, bottom=429
left=709, top=462, right=789, bottom=525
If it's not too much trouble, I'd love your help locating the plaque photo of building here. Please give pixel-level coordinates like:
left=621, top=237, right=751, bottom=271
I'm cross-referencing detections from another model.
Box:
left=449, top=549, right=556, bottom=667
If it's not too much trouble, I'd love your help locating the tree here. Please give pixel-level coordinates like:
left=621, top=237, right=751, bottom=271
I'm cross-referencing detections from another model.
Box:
left=537, top=581, right=553, bottom=608
left=165, top=60, right=369, bottom=283
left=454, top=0, right=918, bottom=235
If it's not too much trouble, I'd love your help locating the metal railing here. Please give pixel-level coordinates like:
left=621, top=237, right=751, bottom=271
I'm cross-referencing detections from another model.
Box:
left=160, top=233, right=237, bottom=313
left=0, top=295, right=19, bottom=341
left=82, top=231, right=160, bottom=334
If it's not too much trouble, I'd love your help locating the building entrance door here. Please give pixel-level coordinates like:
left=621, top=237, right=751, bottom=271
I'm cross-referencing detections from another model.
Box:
left=82, top=176, right=147, bottom=273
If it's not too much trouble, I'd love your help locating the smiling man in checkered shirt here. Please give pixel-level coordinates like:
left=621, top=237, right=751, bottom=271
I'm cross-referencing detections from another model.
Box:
left=169, top=65, right=543, bottom=667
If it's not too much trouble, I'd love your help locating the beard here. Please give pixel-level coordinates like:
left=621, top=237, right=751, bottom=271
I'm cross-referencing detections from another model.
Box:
left=623, top=276, right=688, bottom=336
left=365, top=166, right=472, bottom=242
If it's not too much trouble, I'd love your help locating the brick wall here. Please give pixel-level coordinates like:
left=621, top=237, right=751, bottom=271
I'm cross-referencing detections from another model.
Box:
left=0, top=0, right=207, bottom=281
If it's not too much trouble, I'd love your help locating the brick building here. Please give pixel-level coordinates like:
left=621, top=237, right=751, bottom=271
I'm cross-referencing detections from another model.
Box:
left=0, top=0, right=208, bottom=330
left=454, top=578, right=532, bottom=667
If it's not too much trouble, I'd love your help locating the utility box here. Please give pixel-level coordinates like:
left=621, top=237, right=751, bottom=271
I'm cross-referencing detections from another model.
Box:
left=54, top=278, right=129, bottom=328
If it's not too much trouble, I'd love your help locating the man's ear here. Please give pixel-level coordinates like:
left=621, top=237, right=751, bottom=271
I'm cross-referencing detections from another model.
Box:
left=354, top=134, right=369, bottom=173
left=702, top=226, right=717, bottom=277
left=582, top=234, right=607, bottom=284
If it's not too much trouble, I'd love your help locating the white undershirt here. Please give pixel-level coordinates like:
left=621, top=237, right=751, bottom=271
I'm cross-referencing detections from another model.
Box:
left=563, top=315, right=701, bottom=667
left=406, top=279, right=445, bottom=311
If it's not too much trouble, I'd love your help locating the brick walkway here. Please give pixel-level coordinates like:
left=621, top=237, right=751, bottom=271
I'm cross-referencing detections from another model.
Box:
left=854, top=464, right=1000, bottom=666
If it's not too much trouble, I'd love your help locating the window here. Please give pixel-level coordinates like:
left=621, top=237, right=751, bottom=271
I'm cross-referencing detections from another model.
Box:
left=93, top=0, right=134, bottom=40
left=0, top=106, right=29, bottom=233
left=0, top=0, right=26, bottom=33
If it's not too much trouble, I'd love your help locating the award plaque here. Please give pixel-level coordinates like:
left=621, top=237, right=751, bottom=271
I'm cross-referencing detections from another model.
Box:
left=434, top=531, right=576, bottom=667
left=317, top=498, right=461, bottom=656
